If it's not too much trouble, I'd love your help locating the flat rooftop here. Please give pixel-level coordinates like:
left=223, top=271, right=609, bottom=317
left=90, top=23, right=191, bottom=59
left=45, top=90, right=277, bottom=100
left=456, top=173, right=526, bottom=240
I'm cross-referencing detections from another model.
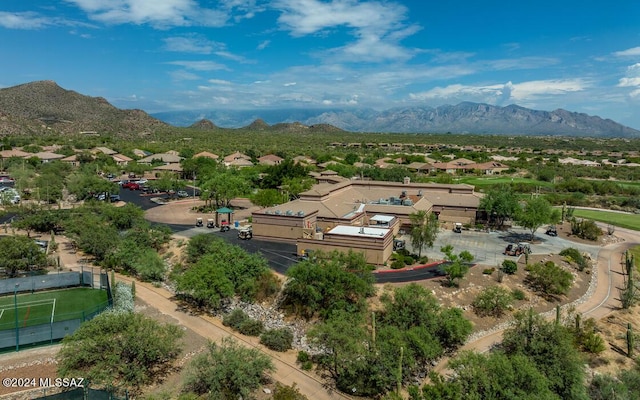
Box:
left=328, top=225, right=390, bottom=238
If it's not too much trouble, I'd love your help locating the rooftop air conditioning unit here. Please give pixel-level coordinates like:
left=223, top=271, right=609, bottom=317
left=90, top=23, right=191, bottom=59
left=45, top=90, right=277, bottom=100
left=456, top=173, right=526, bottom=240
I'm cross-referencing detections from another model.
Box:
left=285, top=210, right=294, bottom=216
left=275, top=210, right=282, bottom=215
left=297, top=211, right=305, bottom=216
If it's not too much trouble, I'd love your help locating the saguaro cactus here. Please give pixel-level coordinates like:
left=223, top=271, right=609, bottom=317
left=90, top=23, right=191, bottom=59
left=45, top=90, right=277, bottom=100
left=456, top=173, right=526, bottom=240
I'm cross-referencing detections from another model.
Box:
left=627, top=323, right=634, bottom=358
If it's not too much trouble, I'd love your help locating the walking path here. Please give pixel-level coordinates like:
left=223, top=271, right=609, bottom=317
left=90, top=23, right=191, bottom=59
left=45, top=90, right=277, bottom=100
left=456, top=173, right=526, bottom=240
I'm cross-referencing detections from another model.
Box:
left=432, top=226, right=638, bottom=376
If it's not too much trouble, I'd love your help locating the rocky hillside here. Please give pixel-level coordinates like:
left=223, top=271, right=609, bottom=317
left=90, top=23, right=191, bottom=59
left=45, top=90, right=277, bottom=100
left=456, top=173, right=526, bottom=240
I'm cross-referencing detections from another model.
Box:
left=0, top=81, right=168, bottom=136
left=307, top=103, right=640, bottom=137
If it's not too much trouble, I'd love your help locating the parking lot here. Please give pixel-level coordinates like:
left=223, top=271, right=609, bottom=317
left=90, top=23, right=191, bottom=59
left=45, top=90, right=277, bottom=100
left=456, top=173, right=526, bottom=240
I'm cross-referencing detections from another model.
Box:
left=403, top=226, right=602, bottom=267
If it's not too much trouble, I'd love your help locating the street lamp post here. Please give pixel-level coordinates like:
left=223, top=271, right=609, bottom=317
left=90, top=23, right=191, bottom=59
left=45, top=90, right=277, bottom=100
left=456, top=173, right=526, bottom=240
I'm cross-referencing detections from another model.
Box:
left=193, top=173, right=196, bottom=206
left=14, top=283, right=19, bottom=352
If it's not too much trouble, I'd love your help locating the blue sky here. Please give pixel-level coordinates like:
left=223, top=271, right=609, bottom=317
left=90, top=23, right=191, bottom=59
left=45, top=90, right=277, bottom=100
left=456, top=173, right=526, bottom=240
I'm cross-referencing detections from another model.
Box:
left=1, top=1, right=640, bottom=129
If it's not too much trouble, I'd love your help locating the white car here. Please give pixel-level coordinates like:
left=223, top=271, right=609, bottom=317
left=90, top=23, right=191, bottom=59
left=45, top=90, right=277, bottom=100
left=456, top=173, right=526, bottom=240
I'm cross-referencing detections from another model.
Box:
left=0, top=188, right=20, bottom=204
left=135, top=178, right=148, bottom=185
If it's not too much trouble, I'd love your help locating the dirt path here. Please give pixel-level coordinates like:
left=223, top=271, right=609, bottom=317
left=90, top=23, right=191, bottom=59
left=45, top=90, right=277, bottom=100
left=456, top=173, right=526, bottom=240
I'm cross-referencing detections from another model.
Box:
left=46, top=234, right=351, bottom=400
left=114, top=275, right=352, bottom=400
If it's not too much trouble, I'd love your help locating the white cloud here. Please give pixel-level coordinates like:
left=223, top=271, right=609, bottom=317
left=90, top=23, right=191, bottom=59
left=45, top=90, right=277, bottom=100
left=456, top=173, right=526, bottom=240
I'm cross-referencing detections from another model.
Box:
left=257, top=40, right=270, bottom=50
left=0, top=11, right=93, bottom=29
left=166, top=61, right=228, bottom=71
left=0, top=11, right=51, bottom=29
left=613, top=47, right=640, bottom=57
left=169, top=70, right=200, bottom=81
left=617, top=63, right=640, bottom=87
left=66, top=0, right=228, bottom=27
left=164, top=36, right=218, bottom=54
left=409, top=79, right=589, bottom=105
left=208, top=79, right=232, bottom=85
left=272, top=0, right=419, bottom=62
left=283, top=82, right=296, bottom=87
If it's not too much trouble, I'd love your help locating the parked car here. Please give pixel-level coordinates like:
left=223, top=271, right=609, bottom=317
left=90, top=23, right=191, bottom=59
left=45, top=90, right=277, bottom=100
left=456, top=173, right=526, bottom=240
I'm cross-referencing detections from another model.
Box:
left=110, top=194, right=121, bottom=202
left=0, top=176, right=15, bottom=184
left=135, top=178, right=148, bottom=185
left=122, top=182, right=140, bottom=190
left=177, top=190, right=189, bottom=198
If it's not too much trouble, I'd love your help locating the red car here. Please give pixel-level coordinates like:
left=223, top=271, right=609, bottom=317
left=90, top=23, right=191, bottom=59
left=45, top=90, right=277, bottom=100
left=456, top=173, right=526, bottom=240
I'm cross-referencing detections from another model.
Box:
left=122, top=182, right=140, bottom=190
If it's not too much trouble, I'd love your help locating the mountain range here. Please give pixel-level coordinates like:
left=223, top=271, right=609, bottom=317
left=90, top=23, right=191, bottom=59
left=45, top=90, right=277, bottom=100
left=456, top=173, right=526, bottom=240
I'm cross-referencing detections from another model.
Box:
left=153, top=104, right=640, bottom=137
left=0, top=80, right=638, bottom=138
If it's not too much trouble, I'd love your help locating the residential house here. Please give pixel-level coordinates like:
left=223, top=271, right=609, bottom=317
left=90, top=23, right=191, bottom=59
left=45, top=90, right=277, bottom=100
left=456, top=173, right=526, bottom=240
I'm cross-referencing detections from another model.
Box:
left=258, top=154, right=284, bottom=166
left=0, top=149, right=31, bottom=159
left=30, top=151, right=65, bottom=163
left=431, top=158, right=476, bottom=174
left=132, top=149, right=152, bottom=158
left=223, top=152, right=253, bottom=167
left=112, top=153, right=133, bottom=166
left=91, top=147, right=118, bottom=156
left=193, top=151, right=219, bottom=160
left=138, top=153, right=184, bottom=165
left=61, top=154, right=80, bottom=167
left=472, top=161, right=510, bottom=175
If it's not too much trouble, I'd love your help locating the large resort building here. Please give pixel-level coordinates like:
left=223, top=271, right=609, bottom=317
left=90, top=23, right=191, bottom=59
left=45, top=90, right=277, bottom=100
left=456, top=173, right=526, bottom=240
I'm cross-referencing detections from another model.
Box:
left=251, top=178, right=482, bottom=266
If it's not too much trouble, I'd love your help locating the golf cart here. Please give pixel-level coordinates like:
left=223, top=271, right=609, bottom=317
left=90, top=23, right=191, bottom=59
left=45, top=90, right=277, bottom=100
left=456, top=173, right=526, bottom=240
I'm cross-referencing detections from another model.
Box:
left=298, top=249, right=313, bottom=261
left=453, top=222, right=462, bottom=233
left=207, top=219, right=215, bottom=228
left=545, top=225, right=558, bottom=236
left=393, top=239, right=405, bottom=251
left=238, top=226, right=252, bottom=240
left=195, top=217, right=203, bottom=227
left=220, top=220, right=230, bottom=232
left=504, top=242, right=531, bottom=256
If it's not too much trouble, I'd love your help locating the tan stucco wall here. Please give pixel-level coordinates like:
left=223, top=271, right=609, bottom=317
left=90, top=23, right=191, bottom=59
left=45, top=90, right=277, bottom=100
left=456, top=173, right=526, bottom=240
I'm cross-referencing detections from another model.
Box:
left=297, top=229, right=394, bottom=266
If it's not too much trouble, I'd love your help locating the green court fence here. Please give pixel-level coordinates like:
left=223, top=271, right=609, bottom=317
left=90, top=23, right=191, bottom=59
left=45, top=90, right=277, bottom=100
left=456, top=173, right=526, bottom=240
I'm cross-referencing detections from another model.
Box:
left=0, top=273, right=112, bottom=352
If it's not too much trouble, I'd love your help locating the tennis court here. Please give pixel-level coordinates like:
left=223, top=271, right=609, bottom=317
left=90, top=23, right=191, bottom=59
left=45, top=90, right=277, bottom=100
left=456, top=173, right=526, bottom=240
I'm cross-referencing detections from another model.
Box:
left=0, top=288, right=108, bottom=331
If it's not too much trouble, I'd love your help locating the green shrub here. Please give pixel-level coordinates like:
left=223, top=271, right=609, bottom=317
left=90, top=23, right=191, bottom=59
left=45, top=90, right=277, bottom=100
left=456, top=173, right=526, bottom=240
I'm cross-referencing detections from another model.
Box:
left=527, top=261, right=574, bottom=296
left=570, top=218, right=602, bottom=241
left=582, top=332, right=606, bottom=354
left=260, top=328, right=294, bottom=352
left=511, top=288, right=526, bottom=301
left=238, top=319, right=264, bottom=336
left=482, top=268, right=495, bottom=275
left=391, top=258, right=405, bottom=269
left=418, top=256, right=429, bottom=264
left=222, top=309, right=249, bottom=330
left=501, top=259, right=518, bottom=275
left=301, top=360, right=313, bottom=370
left=297, top=351, right=310, bottom=363
left=559, top=248, right=588, bottom=271
left=472, top=286, right=513, bottom=317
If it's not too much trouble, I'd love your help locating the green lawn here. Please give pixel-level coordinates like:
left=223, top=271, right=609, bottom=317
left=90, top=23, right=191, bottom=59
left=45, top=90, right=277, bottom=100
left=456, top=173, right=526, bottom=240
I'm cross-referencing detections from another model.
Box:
left=570, top=209, right=640, bottom=231
left=0, top=287, right=108, bottom=331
